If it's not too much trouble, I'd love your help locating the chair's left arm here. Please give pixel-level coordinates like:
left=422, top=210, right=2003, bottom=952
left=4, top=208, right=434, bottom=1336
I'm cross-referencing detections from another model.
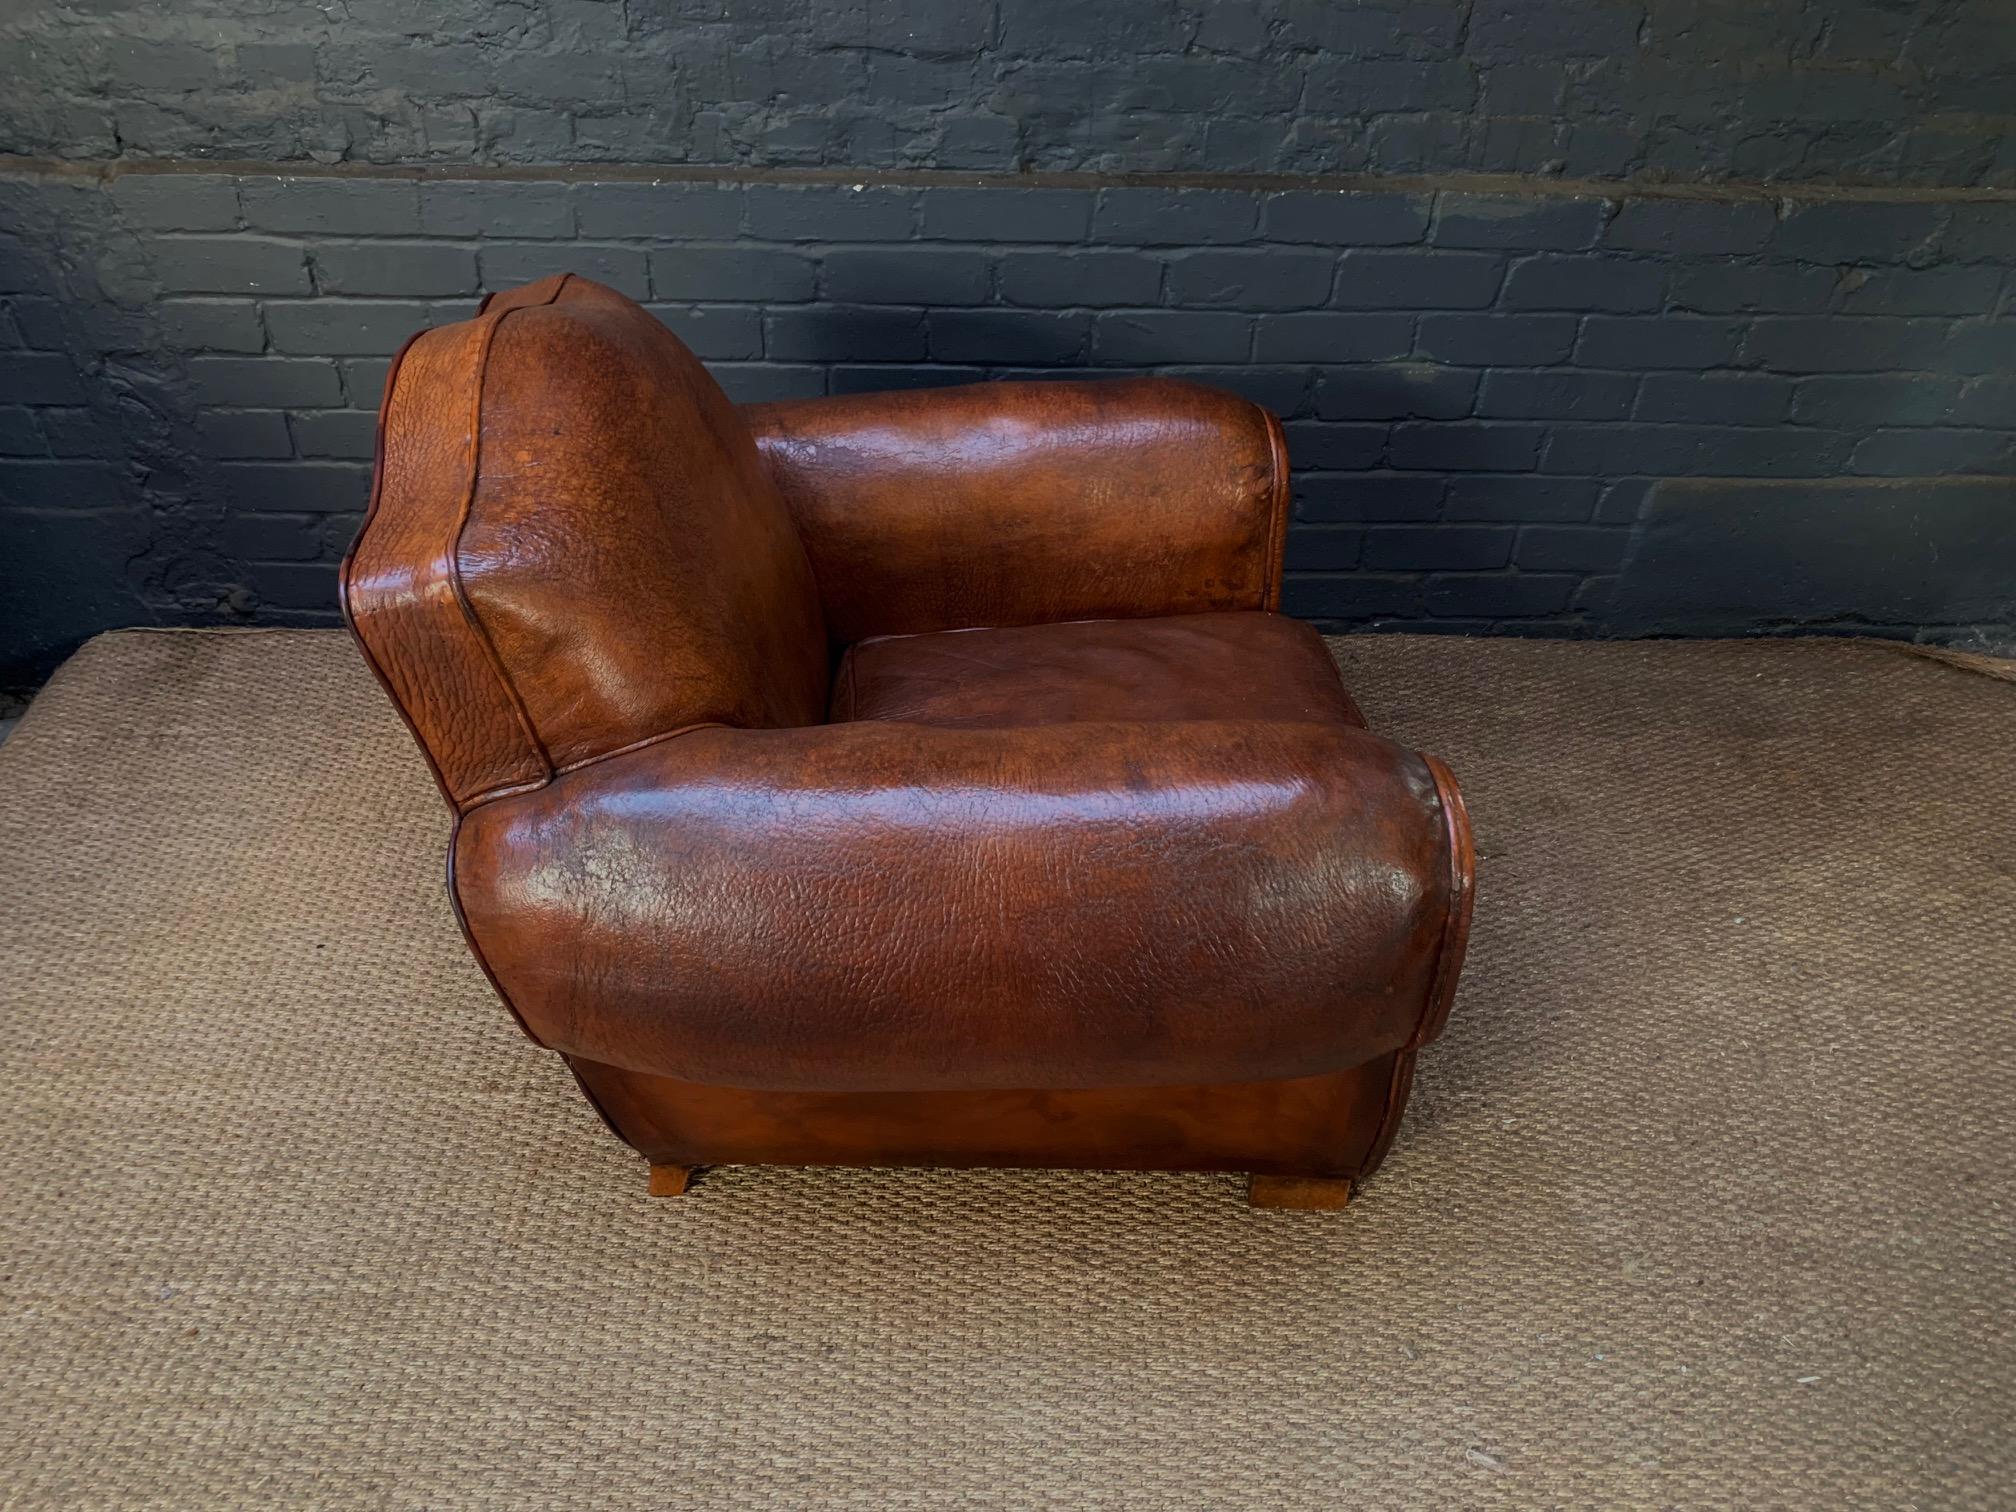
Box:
left=451, top=715, right=1474, bottom=1092
left=742, top=377, right=1291, bottom=643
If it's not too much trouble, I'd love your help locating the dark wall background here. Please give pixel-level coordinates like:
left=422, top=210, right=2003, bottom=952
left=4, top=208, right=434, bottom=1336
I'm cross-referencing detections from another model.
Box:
left=2, top=0, right=2014, bottom=685
left=6, top=0, right=2011, bottom=185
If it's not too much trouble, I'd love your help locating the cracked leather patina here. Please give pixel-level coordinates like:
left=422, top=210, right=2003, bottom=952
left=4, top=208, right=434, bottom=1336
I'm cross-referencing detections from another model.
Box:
left=342, top=274, right=1475, bottom=1200
left=742, top=376, right=1290, bottom=642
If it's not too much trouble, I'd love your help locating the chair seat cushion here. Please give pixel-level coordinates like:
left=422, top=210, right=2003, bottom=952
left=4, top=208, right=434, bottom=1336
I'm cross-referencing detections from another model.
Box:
left=832, top=611, right=1364, bottom=730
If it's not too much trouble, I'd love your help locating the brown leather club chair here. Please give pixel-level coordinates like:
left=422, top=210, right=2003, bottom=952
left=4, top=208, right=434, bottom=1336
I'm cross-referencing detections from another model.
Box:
left=341, top=274, right=1475, bottom=1210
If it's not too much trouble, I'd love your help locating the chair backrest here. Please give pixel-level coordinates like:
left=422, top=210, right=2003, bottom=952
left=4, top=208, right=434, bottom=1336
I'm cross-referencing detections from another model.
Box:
left=342, top=275, right=829, bottom=810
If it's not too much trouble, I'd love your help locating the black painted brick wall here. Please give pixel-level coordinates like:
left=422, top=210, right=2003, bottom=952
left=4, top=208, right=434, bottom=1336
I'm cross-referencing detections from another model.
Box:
left=5, top=0, right=2012, bottom=187
left=3, top=168, right=2013, bottom=681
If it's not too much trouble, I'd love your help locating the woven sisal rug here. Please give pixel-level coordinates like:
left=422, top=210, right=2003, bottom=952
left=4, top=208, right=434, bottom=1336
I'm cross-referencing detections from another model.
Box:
left=1, top=628, right=2010, bottom=1508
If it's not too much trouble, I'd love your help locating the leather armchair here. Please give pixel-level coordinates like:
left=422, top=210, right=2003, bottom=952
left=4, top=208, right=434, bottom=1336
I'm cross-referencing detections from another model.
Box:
left=342, top=274, right=1474, bottom=1209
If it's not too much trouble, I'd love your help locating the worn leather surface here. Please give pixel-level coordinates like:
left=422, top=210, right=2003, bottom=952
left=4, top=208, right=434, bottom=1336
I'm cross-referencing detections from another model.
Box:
left=343, top=274, right=827, bottom=807
left=345, top=276, right=1476, bottom=1168
left=744, top=378, right=1288, bottom=643
left=454, top=717, right=1459, bottom=1091
left=835, top=610, right=1366, bottom=729
left=569, top=1051, right=1415, bottom=1178
left=341, top=279, right=572, bottom=805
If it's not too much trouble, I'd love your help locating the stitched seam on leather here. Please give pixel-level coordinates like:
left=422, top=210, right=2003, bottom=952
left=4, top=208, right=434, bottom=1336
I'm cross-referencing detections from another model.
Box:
left=456, top=720, right=729, bottom=813
left=1260, top=408, right=1290, bottom=613
left=453, top=774, right=561, bottom=813
left=1407, top=752, right=1474, bottom=1051
left=436, top=286, right=564, bottom=1046
left=555, top=720, right=727, bottom=776
left=1410, top=761, right=1462, bottom=1049
left=444, top=815, right=545, bottom=1046
left=445, top=274, right=574, bottom=802
left=558, top=1057, right=635, bottom=1147
left=338, top=326, right=468, bottom=808
left=1359, top=1049, right=1416, bottom=1180
left=453, top=715, right=726, bottom=1050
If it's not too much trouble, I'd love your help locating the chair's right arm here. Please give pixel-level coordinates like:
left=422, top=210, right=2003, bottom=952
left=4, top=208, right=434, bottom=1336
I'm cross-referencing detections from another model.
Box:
left=742, top=378, right=1290, bottom=643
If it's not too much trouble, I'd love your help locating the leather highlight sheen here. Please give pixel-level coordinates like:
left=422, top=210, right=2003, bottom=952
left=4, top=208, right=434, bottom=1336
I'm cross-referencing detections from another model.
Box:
left=340, top=276, right=1477, bottom=1185
left=745, top=377, right=1286, bottom=642
left=453, top=717, right=1451, bottom=1090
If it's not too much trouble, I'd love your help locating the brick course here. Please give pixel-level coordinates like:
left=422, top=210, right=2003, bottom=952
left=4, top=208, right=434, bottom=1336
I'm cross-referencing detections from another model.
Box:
left=6, top=1, right=2007, bottom=187
left=1, top=169, right=2012, bottom=681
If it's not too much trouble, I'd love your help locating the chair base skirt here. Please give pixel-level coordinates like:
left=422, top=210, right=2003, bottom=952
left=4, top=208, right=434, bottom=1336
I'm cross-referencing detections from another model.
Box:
left=570, top=1050, right=1418, bottom=1204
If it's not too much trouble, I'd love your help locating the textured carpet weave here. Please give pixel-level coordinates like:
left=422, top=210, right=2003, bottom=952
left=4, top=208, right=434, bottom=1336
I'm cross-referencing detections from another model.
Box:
left=1, top=628, right=2011, bottom=1509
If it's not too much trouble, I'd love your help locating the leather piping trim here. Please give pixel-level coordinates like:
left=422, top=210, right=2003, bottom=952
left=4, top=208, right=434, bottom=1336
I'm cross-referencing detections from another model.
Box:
left=1407, top=751, right=1477, bottom=1050
left=835, top=644, right=860, bottom=721
left=1357, top=1049, right=1418, bottom=1182
left=446, top=717, right=729, bottom=1046
left=456, top=720, right=730, bottom=814
left=442, top=275, right=574, bottom=804
left=339, top=320, right=544, bottom=1047
left=338, top=326, right=460, bottom=805
left=560, top=1054, right=638, bottom=1151
left=436, top=284, right=572, bottom=1049
left=444, top=818, right=544, bottom=1045
left=1259, top=406, right=1291, bottom=613
left=342, top=277, right=573, bottom=812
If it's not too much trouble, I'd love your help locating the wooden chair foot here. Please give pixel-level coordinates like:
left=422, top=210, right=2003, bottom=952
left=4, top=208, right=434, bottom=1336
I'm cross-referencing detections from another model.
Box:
left=648, top=1163, right=695, bottom=1197
left=1247, top=1174, right=1353, bottom=1210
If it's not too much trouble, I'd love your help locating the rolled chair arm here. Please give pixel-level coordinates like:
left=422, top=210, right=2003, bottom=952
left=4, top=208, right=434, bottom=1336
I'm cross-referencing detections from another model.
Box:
left=742, top=378, right=1290, bottom=643
left=451, top=717, right=1474, bottom=1092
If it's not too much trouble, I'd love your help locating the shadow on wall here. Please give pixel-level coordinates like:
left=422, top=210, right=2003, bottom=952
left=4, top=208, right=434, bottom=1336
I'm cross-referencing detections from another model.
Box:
left=701, top=250, right=2016, bottom=648
left=4, top=178, right=2016, bottom=686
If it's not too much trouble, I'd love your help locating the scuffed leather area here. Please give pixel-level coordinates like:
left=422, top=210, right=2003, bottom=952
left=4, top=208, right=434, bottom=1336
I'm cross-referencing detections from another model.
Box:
left=342, top=284, right=566, bottom=808
left=342, top=277, right=1478, bottom=1165
left=343, top=275, right=829, bottom=811
left=459, top=280, right=830, bottom=771
left=453, top=717, right=1455, bottom=1093
left=835, top=610, right=1367, bottom=729
left=744, top=378, right=1287, bottom=643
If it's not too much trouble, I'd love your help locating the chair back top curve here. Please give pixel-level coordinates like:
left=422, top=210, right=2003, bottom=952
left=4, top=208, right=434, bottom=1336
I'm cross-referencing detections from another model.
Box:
left=341, top=275, right=830, bottom=809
